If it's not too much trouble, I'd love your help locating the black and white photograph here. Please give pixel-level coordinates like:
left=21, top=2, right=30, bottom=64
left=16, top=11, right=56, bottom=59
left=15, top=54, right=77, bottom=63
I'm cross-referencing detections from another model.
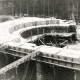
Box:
left=0, top=0, right=80, bottom=80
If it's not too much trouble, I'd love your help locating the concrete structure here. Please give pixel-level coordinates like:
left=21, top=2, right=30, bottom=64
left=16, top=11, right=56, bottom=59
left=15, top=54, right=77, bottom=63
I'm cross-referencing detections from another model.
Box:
left=0, top=17, right=80, bottom=80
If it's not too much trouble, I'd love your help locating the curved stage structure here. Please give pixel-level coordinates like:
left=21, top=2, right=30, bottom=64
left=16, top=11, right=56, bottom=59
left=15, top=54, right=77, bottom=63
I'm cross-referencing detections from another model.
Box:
left=0, top=17, right=80, bottom=80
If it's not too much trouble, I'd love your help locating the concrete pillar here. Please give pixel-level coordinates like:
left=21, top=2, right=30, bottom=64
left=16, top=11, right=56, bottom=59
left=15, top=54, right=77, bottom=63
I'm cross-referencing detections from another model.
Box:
left=74, top=70, right=80, bottom=80
left=36, top=62, right=42, bottom=80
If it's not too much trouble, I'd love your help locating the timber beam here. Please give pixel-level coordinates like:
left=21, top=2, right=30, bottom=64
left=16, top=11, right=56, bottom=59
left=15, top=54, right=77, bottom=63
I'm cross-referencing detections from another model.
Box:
left=0, top=50, right=40, bottom=75
left=33, top=55, right=80, bottom=71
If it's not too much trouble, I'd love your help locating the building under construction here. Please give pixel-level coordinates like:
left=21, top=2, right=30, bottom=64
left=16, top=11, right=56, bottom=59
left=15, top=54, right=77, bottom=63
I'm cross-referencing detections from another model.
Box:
left=0, top=17, right=80, bottom=80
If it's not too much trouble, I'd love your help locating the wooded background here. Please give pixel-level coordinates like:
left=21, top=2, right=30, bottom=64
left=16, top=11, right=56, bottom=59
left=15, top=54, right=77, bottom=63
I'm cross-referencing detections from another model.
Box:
left=1, top=0, right=80, bottom=20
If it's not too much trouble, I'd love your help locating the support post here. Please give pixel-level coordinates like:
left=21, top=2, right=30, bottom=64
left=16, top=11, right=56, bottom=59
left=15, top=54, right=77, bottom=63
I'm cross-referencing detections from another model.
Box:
left=36, top=62, right=42, bottom=80
left=74, top=70, right=80, bottom=80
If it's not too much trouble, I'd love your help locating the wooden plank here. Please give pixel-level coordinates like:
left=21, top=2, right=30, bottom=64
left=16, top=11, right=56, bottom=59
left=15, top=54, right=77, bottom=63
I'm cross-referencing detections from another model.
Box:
left=0, top=50, right=40, bottom=75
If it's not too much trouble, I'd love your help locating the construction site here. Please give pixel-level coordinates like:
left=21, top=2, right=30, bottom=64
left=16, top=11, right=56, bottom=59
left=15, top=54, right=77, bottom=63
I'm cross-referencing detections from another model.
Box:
left=0, top=17, right=79, bottom=80
left=0, top=0, right=80, bottom=80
